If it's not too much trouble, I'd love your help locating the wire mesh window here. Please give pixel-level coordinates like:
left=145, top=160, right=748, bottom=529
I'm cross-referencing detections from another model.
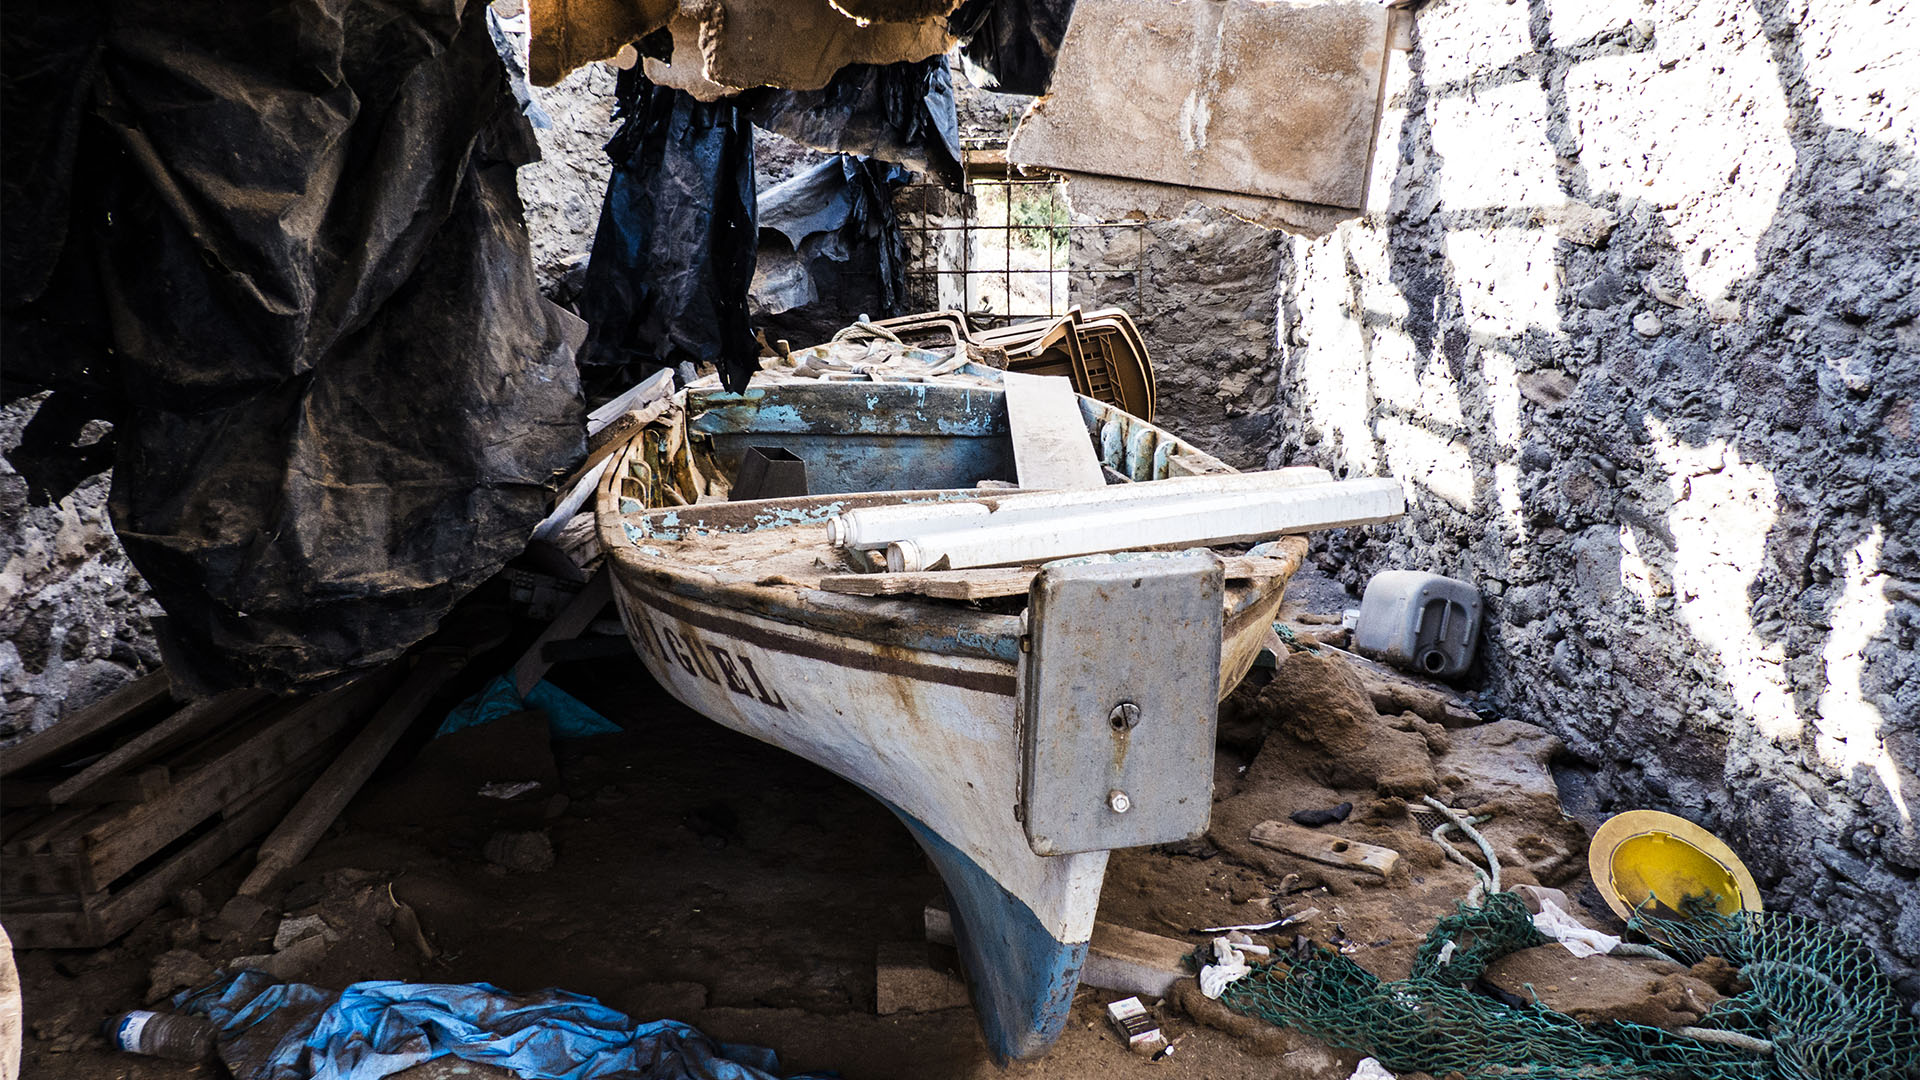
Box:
left=898, top=141, right=1146, bottom=331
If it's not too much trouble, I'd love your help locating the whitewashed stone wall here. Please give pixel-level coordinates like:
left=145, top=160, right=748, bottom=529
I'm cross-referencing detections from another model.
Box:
left=1264, top=0, right=1920, bottom=993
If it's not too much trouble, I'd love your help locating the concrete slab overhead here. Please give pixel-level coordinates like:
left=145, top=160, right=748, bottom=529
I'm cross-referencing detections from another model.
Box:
left=531, top=0, right=958, bottom=90
left=1059, top=172, right=1354, bottom=238
left=1009, top=0, right=1393, bottom=211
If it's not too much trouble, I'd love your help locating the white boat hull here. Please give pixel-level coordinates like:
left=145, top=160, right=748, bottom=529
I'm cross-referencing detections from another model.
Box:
left=607, top=557, right=1288, bottom=1060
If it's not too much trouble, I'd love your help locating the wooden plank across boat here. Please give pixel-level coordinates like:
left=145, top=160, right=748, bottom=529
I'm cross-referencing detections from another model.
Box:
left=592, top=349, right=1381, bottom=1061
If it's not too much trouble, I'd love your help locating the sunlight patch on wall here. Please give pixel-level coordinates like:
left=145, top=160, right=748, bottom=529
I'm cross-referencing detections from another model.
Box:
left=1291, top=237, right=1381, bottom=475
left=1445, top=228, right=1563, bottom=337
left=1494, top=463, right=1526, bottom=542
left=1379, top=415, right=1474, bottom=512
left=1815, top=527, right=1909, bottom=828
left=1482, top=347, right=1523, bottom=448
left=1801, top=0, right=1919, bottom=156
left=1646, top=417, right=1798, bottom=742
left=1416, top=0, right=1531, bottom=87
left=1562, top=44, right=1792, bottom=304
left=1431, top=80, right=1561, bottom=210
left=1618, top=524, right=1663, bottom=608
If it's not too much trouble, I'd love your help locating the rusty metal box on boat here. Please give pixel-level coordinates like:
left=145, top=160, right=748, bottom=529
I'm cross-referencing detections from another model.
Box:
left=1019, top=552, right=1224, bottom=856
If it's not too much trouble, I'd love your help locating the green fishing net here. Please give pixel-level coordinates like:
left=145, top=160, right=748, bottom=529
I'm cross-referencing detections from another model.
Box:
left=1212, top=890, right=1920, bottom=1079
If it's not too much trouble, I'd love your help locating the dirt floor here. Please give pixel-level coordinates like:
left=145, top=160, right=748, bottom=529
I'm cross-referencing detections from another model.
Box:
left=12, top=568, right=1649, bottom=1080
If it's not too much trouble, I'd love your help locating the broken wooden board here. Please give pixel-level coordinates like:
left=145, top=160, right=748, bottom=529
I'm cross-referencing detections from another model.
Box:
left=511, top=568, right=613, bottom=696
left=1009, top=0, right=1392, bottom=210
left=653, top=3, right=952, bottom=97
left=924, top=903, right=1192, bottom=998
left=526, top=0, right=675, bottom=85
left=819, top=553, right=1301, bottom=601
left=1002, top=371, right=1105, bottom=491
left=0, top=672, right=171, bottom=779
left=533, top=0, right=956, bottom=89
left=46, top=688, right=271, bottom=805
left=1249, top=820, right=1400, bottom=877
left=587, top=368, right=675, bottom=437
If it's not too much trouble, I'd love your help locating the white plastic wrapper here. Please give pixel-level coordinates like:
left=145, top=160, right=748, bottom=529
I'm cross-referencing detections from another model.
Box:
left=1531, top=897, right=1622, bottom=958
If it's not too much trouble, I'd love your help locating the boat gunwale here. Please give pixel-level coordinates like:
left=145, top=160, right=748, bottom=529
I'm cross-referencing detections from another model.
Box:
left=591, top=376, right=1298, bottom=668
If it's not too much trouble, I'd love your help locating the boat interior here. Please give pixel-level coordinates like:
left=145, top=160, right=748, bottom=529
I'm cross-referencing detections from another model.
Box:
left=596, top=373, right=1304, bottom=647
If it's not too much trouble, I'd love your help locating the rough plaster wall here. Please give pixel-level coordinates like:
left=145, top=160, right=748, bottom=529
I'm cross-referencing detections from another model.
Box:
left=1264, top=0, right=1920, bottom=994
left=1069, top=209, right=1285, bottom=470
left=520, top=62, right=620, bottom=289
left=0, top=399, right=163, bottom=741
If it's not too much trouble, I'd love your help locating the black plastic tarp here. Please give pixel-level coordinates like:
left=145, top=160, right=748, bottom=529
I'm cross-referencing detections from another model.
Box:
left=1, top=1, right=584, bottom=693
left=575, top=69, right=760, bottom=393
left=745, top=57, right=962, bottom=190
left=750, top=155, right=913, bottom=348
left=949, top=0, right=1077, bottom=96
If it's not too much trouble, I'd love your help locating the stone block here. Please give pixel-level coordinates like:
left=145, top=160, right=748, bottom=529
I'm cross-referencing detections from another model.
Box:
left=1082, top=922, right=1193, bottom=999
left=1011, top=0, right=1391, bottom=209
left=875, top=942, right=971, bottom=1015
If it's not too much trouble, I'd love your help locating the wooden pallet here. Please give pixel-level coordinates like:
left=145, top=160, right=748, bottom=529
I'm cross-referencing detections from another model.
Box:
left=0, top=672, right=395, bottom=948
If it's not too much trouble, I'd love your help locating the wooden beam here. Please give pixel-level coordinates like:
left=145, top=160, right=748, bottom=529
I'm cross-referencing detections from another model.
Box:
left=2, top=765, right=319, bottom=949
left=235, top=649, right=475, bottom=899
left=72, top=676, right=392, bottom=891
left=0, top=672, right=171, bottom=778
left=1249, top=820, right=1400, bottom=877
left=1, top=768, right=170, bottom=809
left=45, top=688, right=271, bottom=805
left=923, top=903, right=1192, bottom=998
left=510, top=568, right=612, bottom=696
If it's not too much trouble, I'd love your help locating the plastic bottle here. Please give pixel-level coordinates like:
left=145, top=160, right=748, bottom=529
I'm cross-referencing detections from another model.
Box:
left=103, top=1009, right=216, bottom=1063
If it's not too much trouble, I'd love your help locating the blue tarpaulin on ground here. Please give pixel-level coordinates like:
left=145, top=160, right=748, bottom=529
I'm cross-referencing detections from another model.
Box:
left=179, top=972, right=837, bottom=1080
left=436, top=675, right=621, bottom=740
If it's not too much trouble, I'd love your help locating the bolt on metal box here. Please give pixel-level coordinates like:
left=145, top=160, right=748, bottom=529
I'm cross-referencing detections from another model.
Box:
left=1019, top=551, right=1223, bottom=856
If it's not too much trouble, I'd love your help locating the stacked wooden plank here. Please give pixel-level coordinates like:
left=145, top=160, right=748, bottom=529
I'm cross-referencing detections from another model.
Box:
left=0, top=670, right=397, bottom=948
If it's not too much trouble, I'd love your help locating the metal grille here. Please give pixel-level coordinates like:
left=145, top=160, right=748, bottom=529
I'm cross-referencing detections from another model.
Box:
left=898, top=140, right=1146, bottom=331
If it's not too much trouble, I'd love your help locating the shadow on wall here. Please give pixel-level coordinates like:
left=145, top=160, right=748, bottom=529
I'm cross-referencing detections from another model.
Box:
left=1274, top=0, right=1919, bottom=995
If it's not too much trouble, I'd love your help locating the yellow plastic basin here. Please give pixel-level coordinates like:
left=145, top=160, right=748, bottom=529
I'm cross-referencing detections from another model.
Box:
left=1588, top=810, right=1763, bottom=924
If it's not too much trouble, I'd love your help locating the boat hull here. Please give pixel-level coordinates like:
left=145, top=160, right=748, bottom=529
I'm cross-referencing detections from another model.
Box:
left=607, top=562, right=1286, bottom=1061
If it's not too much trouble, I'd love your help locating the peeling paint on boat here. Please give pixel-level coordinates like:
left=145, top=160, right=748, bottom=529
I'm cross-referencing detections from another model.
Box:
left=593, top=359, right=1279, bottom=1063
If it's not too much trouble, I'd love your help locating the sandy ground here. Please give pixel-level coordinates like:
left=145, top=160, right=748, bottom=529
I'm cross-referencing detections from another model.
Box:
left=13, top=568, right=1628, bottom=1079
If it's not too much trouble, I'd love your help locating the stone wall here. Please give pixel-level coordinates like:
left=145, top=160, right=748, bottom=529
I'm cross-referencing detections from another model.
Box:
left=1255, top=0, right=1919, bottom=993
left=1068, top=209, right=1285, bottom=471
left=521, top=61, right=620, bottom=290
left=0, top=398, right=163, bottom=741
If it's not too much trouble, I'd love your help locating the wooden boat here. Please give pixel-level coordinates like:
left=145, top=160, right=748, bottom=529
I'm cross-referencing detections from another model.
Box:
left=592, top=341, right=1376, bottom=1061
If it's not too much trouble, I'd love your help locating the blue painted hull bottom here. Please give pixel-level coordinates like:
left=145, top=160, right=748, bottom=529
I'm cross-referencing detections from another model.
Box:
left=886, top=804, right=1089, bottom=1064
